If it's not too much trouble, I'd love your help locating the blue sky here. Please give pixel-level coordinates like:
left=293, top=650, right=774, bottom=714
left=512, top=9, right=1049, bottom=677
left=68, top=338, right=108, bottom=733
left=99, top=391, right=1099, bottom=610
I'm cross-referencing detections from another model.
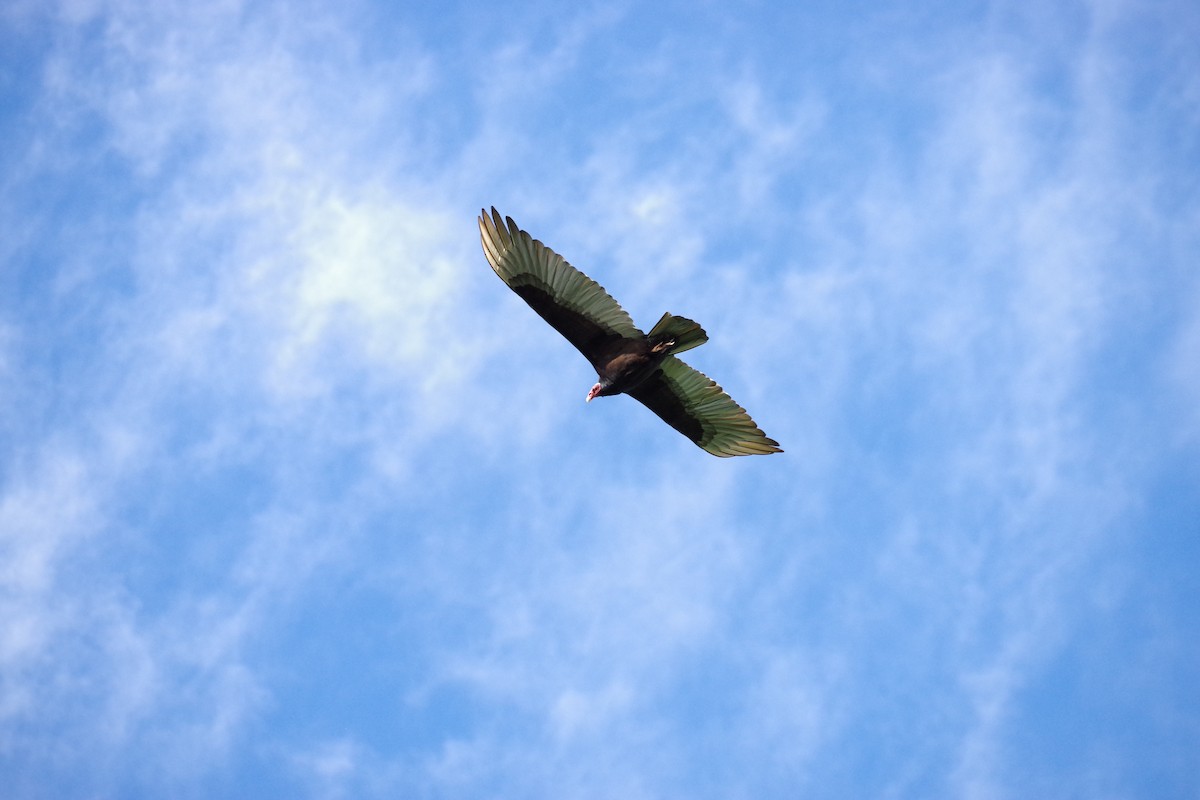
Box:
left=2, top=0, right=1198, bottom=797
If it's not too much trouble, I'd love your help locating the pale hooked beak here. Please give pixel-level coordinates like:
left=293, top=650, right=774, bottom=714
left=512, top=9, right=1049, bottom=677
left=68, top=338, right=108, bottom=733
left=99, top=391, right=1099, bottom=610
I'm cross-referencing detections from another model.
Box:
left=586, top=384, right=600, bottom=403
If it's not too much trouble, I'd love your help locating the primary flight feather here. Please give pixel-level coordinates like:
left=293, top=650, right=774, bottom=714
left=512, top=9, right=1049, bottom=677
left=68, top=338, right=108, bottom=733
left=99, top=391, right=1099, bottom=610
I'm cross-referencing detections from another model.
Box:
left=479, top=207, right=782, bottom=457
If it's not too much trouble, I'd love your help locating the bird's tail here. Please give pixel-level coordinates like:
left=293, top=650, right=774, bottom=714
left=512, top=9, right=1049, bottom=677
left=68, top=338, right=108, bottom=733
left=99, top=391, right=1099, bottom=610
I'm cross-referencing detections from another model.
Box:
left=648, top=312, right=708, bottom=355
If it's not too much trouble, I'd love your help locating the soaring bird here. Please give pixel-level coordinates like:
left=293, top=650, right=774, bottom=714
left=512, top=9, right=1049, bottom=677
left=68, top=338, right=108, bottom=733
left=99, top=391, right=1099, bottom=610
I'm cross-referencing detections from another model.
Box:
left=479, top=208, right=782, bottom=457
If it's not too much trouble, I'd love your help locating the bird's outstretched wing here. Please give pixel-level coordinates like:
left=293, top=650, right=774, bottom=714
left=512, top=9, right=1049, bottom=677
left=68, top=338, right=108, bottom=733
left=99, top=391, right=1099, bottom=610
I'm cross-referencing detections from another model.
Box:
left=628, top=356, right=783, bottom=457
left=479, top=208, right=642, bottom=369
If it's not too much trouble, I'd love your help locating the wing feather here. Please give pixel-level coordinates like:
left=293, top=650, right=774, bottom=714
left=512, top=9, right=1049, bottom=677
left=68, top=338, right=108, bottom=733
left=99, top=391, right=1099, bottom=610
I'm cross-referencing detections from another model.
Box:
left=479, top=208, right=641, bottom=367
left=628, top=357, right=782, bottom=457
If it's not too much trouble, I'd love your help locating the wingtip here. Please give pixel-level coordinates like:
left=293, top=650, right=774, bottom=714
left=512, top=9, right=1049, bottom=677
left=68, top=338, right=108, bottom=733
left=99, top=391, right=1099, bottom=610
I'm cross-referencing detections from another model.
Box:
left=477, top=207, right=525, bottom=240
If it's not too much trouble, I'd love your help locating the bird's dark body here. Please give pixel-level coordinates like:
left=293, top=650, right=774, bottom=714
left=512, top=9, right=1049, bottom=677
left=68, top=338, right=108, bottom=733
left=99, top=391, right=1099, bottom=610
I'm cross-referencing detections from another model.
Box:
left=592, top=340, right=670, bottom=398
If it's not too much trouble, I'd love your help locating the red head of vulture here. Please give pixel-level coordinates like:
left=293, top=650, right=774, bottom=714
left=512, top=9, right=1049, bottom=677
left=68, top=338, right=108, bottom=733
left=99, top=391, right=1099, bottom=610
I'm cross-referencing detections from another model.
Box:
left=479, top=208, right=782, bottom=457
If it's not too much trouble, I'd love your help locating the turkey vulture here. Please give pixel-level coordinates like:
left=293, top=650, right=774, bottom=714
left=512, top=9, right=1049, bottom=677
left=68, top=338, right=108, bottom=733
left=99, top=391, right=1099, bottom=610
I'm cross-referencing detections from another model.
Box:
left=479, top=208, right=782, bottom=457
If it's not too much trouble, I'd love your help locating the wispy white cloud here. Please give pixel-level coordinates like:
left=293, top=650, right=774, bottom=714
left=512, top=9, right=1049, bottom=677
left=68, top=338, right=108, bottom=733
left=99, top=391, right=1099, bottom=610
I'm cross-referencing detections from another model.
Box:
left=1167, top=287, right=1200, bottom=445
left=0, top=446, right=102, bottom=715
left=2, top=3, right=474, bottom=791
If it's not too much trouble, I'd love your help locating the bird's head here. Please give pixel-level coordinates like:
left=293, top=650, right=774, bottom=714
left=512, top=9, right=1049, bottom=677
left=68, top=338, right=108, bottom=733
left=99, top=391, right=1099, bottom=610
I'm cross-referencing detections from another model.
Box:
left=585, top=383, right=603, bottom=403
